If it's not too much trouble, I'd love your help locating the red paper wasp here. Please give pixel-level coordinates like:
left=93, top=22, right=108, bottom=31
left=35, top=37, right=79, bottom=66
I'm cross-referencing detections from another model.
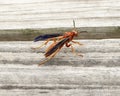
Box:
left=32, top=20, right=86, bottom=66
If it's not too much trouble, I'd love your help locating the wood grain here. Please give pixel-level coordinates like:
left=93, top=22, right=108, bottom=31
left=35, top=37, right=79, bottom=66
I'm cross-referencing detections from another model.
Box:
left=0, top=0, right=120, bottom=29
left=0, top=0, right=120, bottom=95
left=0, top=40, right=119, bottom=66
left=0, top=39, right=120, bottom=95
left=0, top=66, right=120, bottom=96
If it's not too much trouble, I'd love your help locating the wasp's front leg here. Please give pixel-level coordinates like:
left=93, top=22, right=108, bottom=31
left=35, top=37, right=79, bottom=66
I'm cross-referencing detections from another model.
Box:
left=72, top=40, right=83, bottom=46
left=71, top=45, right=83, bottom=57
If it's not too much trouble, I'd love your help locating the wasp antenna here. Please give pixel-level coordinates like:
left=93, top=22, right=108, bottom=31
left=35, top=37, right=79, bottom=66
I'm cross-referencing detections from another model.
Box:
left=73, top=20, right=76, bottom=29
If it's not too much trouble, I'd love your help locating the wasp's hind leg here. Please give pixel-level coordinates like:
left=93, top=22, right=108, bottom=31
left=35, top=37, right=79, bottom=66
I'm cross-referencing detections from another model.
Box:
left=38, top=48, right=60, bottom=66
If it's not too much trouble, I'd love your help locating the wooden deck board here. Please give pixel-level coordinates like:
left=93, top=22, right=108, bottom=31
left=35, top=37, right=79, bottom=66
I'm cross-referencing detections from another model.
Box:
left=0, top=66, right=120, bottom=96
left=0, top=0, right=120, bottom=29
left=0, top=0, right=120, bottom=95
left=0, top=39, right=119, bottom=95
left=0, top=40, right=119, bottom=66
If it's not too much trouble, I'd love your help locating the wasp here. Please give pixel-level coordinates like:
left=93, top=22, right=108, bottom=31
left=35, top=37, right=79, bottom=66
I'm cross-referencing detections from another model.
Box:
left=32, top=20, right=86, bottom=66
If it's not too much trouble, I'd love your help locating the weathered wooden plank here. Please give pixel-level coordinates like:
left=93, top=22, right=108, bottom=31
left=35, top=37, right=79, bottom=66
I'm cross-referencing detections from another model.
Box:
left=0, top=27, right=120, bottom=41
left=0, top=39, right=119, bottom=95
left=0, top=52, right=120, bottom=66
left=0, top=0, right=120, bottom=29
left=0, top=66, right=120, bottom=96
left=0, top=0, right=120, bottom=95
left=0, top=26, right=120, bottom=41
left=0, top=39, right=120, bottom=53
left=0, top=39, right=119, bottom=67
left=1, top=89, right=120, bottom=96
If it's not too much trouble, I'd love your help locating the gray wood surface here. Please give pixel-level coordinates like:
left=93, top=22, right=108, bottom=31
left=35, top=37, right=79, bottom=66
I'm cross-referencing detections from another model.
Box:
left=0, top=66, right=120, bottom=96
left=0, top=0, right=120, bottom=95
left=0, top=0, right=120, bottom=29
left=0, top=39, right=120, bottom=96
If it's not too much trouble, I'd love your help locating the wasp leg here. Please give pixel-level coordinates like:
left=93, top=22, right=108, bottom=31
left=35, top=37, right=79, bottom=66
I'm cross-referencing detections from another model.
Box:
left=32, top=36, right=64, bottom=50
left=70, top=44, right=83, bottom=57
left=72, top=41, right=83, bottom=46
left=38, top=48, right=60, bottom=66
left=31, top=40, right=48, bottom=50
left=31, top=42, right=47, bottom=50
left=31, top=38, right=56, bottom=50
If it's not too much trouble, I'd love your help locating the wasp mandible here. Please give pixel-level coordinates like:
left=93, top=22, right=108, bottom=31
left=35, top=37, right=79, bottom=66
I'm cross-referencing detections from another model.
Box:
left=32, top=20, right=86, bottom=66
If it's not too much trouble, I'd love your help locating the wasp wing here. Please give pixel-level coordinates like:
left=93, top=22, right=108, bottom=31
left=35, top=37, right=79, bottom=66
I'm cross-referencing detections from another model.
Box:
left=34, top=33, right=62, bottom=42
left=45, top=38, right=69, bottom=57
